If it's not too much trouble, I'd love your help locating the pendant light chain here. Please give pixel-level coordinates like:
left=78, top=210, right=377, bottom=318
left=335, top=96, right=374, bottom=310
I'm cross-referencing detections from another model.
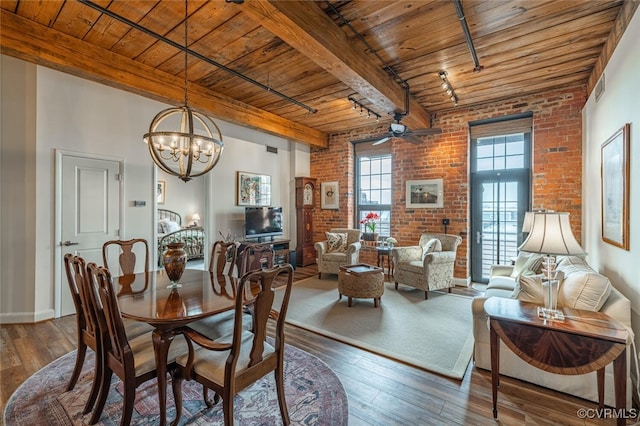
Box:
left=143, top=0, right=224, bottom=182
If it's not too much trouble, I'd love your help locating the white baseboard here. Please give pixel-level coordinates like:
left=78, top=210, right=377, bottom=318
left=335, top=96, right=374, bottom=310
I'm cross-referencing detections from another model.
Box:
left=0, top=309, right=55, bottom=324
left=454, top=276, right=472, bottom=287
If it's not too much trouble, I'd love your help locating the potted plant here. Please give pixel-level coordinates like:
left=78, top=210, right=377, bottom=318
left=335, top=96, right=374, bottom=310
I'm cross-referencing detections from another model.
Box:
left=360, top=212, right=380, bottom=241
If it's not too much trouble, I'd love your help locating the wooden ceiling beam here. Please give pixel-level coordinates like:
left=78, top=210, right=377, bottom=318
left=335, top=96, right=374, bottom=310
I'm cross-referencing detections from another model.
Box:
left=238, top=0, right=433, bottom=130
left=0, top=9, right=328, bottom=148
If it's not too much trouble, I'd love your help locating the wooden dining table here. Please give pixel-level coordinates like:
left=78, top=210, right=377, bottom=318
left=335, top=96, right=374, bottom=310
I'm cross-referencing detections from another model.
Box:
left=116, top=268, right=246, bottom=426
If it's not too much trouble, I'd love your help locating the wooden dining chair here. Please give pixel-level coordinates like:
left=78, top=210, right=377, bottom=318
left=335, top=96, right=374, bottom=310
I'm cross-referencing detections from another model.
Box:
left=174, top=264, right=295, bottom=426
left=63, top=253, right=103, bottom=416
left=102, top=238, right=150, bottom=295
left=86, top=263, right=189, bottom=426
left=209, top=240, right=238, bottom=275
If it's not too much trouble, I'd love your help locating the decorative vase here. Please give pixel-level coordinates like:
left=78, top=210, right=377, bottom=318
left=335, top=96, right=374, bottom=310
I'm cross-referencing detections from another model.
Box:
left=163, top=242, right=187, bottom=288
left=362, top=232, right=379, bottom=242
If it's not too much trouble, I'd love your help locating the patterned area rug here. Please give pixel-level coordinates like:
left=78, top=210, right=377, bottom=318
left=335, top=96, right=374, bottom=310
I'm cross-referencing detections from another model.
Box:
left=4, top=342, right=347, bottom=425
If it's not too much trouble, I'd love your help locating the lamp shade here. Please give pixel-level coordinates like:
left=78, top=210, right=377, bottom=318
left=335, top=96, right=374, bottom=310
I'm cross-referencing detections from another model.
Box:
left=521, top=211, right=535, bottom=233
left=518, top=212, right=586, bottom=256
left=191, top=213, right=201, bottom=221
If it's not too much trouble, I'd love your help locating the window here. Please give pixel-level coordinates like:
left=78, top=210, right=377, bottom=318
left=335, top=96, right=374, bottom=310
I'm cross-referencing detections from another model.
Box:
left=355, top=150, right=392, bottom=238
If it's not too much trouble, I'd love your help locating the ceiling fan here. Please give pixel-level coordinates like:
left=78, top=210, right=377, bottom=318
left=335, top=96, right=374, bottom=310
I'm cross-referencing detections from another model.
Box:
left=352, top=112, right=442, bottom=145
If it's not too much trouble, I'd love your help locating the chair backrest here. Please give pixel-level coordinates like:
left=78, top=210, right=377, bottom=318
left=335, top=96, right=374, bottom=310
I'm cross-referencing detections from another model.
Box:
left=330, top=228, right=362, bottom=246
left=209, top=240, right=238, bottom=274
left=418, top=233, right=462, bottom=252
left=87, top=262, right=133, bottom=369
left=64, top=253, right=99, bottom=342
left=102, top=238, right=149, bottom=277
left=231, top=264, right=294, bottom=369
left=241, top=244, right=274, bottom=273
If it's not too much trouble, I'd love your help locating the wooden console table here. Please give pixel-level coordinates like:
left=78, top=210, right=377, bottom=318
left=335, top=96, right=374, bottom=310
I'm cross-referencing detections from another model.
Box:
left=484, top=297, right=628, bottom=425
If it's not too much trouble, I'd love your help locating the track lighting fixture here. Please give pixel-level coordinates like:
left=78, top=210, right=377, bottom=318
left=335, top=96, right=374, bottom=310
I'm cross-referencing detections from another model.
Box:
left=438, top=71, right=459, bottom=107
left=347, top=96, right=381, bottom=122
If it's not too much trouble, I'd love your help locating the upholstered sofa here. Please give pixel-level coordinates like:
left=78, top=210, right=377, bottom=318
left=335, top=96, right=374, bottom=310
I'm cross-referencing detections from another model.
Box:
left=391, top=233, right=462, bottom=299
left=472, top=255, right=634, bottom=408
left=315, top=228, right=362, bottom=278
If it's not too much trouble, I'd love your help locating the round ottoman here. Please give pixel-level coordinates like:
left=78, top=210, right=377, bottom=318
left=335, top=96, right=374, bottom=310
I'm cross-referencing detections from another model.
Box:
left=338, top=264, right=384, bottom=307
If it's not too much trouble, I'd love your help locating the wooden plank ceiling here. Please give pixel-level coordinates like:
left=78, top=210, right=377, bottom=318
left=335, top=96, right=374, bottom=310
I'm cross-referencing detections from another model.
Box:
left=1, top=0, right=635, bottom=147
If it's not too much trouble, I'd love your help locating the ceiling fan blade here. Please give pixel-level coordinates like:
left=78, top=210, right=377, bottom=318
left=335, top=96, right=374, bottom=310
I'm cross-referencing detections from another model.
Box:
left=351, top=134, right=389, bottom=144
left=402, top=134, right=424, bottom=144
left=371, top=136, right=391, bottom=146
left=409, top=128, right=443, bottom=136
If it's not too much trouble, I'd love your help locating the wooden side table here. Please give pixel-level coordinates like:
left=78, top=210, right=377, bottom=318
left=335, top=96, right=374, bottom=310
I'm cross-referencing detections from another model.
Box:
left=376, top=246, right=393, bottom=276
left=484, top=297, right=628, bottom=425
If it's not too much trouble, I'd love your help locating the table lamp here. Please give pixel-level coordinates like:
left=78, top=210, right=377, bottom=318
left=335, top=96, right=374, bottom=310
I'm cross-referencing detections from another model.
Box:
left=191, top=213, right=200, bottom=227
left=518, top=212, right=586, bottom=320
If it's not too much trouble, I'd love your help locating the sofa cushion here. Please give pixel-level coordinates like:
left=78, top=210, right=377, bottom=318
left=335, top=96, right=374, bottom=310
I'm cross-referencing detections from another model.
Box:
left=511, top=274, right=545, bottom=303
left=421, top=238, right=441, bottom=261
left=510, top=252, right=544, bottom=278
left=557, top=257, right=611, bottom=311
left=326, top=232, right=348, bottom=253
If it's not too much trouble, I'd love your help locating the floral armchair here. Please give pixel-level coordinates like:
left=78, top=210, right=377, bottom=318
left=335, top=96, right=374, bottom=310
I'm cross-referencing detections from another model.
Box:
left=315, top=228, right=362, bottom=278
left=391, top=233, right=462, bottom=299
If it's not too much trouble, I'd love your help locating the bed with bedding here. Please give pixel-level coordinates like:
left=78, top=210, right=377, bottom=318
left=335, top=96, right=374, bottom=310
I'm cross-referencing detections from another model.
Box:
left=157, top=209, right=205, bottom=264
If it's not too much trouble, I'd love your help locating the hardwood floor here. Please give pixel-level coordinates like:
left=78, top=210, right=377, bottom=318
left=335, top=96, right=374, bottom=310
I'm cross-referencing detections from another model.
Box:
left=1, top=265, right=635, bottom=425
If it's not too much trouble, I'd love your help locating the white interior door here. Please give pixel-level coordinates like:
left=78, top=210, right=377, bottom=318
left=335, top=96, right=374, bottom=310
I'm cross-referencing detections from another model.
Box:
left=58, top=153, right=121, bottom=317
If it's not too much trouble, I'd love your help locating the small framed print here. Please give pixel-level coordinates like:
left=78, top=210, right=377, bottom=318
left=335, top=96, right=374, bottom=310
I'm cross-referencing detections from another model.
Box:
left=237, top=171, right=271, bottom=206
left=405, top=178, right=443, bottom=208
left=157, top=180, right=166, bottom=205
left=601, top=123, right=630, bottom=250
left=321, top=181, right=339, bottom=209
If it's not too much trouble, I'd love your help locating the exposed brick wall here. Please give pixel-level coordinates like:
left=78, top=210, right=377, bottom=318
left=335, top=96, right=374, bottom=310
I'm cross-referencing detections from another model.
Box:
left=310, top=85, right=585, bottom=280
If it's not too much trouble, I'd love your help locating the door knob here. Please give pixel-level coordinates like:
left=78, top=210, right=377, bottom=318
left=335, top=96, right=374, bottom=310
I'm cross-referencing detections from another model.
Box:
left=61, top=240, right=79, bottom=246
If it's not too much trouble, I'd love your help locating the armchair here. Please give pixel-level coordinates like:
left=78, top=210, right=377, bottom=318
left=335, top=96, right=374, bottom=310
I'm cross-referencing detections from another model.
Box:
left=315, top=228, right=362, bottom=278
left=391, top=233, right=462, bottom=299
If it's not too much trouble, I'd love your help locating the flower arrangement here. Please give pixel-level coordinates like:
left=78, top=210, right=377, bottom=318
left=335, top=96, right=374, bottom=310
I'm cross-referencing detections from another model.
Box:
left=386, top=237, right=397, bottom=247
left=359, top=212, right=380, bottom=233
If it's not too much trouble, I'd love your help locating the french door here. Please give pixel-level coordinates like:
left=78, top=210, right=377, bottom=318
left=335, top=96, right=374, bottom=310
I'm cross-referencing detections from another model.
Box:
left=470, top=171, right=529, bottom=283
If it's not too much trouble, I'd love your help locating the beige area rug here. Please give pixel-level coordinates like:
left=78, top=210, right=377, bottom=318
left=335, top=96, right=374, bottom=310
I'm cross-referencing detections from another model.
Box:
left=275, top=276, right=475, bottom=379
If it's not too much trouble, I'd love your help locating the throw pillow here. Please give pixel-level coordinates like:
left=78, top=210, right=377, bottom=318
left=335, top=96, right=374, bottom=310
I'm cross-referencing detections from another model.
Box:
left=421, top=238, right=442, bottom=261
left=558, top=267, right=611, bottom=311
left=158, top=218, right=170, bottom=234
left=510, top=252, right=544, bottom=278
left=511, top=273, right=545, bottom=303
left=165, top=220, right=181, bottom=233
left=326, top=232, right=348, bottom=253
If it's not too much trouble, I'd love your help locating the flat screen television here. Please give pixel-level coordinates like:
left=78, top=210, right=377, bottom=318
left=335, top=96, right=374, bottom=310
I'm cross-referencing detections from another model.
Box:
left=244, top=207, right=284, bottom=241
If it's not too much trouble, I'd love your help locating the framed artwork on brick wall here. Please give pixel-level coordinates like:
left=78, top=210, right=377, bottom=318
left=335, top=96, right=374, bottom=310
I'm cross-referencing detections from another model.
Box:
left=406, top=179, right=443, bottom=208
left=601, top=123, right=630, bottom=250
left=321, top=181, right=339, bottom=209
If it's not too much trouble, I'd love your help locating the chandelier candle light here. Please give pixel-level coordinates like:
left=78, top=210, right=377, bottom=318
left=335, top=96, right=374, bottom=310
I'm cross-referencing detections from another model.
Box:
left=518, top=212, right=586, bottom=320
left=143, top=0, right=223, bottom=182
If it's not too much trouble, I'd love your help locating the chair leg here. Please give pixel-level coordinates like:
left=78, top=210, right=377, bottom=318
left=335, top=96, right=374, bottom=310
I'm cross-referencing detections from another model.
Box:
left=318, top=272, right=322, bottom=279
left=202, top=385, right=218, bottom=408
left=275, top=366, right=290, bottom=425
left=89, top=368, right=113, bottom=425
left=83, top=347, right=103, bottom=415
left=394, top=282, right=399, bottom=289
left=120, top=377, right=136, bottom=426
left=222, top=388, right=235, bottom=426
left=448, top=287, right=452, bottom=293
left=424, top=291, right=429, bottom=299
left=66, top=341, right=87, bottom=391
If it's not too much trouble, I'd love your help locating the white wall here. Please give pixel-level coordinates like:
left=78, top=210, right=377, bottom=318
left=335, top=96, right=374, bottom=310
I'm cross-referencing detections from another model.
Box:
left=583, top=11, right=640, bottom=366
left=0, top=57, right=310, bottom=322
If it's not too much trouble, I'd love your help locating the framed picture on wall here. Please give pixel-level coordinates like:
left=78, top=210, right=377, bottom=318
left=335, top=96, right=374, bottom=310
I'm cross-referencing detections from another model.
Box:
left=601, top=123, right=630, bottom=250
left=157, top=180, right=166, bottom=205
left=236, top=171, right=271, bottom=206
left=405, top=178, right=443, bottom=208
left=321, top=181, right=339, bottom=209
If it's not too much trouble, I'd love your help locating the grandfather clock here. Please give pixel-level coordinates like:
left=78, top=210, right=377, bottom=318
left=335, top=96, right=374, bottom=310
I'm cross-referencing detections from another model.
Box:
left=295, top=177, right=317, bottom=266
